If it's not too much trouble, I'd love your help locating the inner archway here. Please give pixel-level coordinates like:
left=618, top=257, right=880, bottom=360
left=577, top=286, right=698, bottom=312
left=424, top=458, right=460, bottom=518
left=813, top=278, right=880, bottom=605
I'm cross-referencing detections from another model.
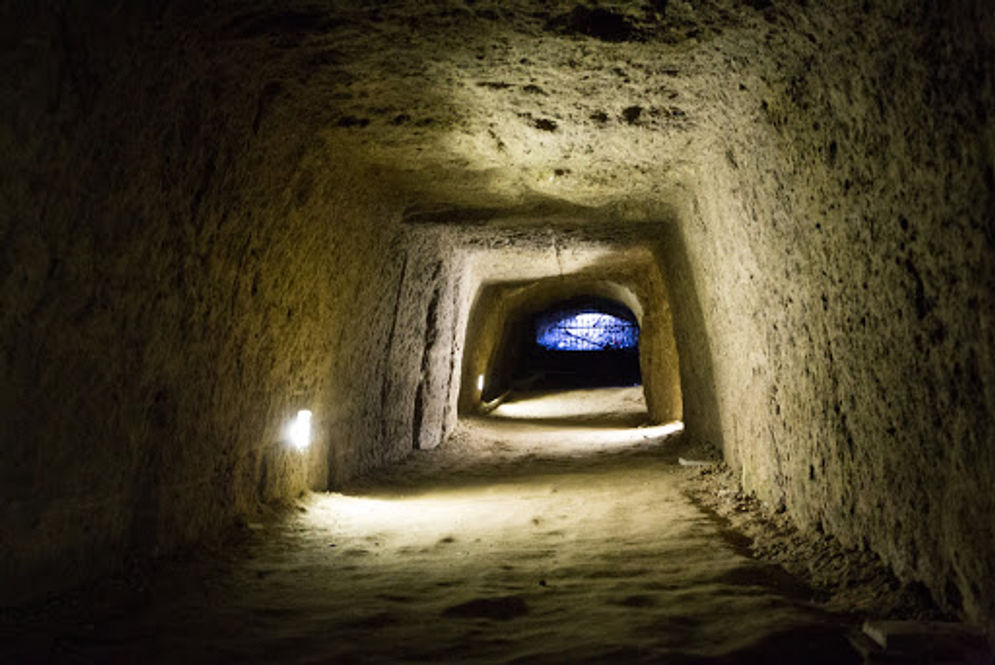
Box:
left=457, top=243, right=684, bottom=432
left=511, top=296, right=642, bottom=391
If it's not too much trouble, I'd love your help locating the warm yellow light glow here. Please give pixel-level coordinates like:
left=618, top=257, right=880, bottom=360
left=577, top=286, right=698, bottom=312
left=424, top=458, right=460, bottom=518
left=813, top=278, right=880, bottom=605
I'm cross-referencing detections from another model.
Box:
left=493, top=392, right=645, bottom=420
left=477, top=374, right=484, bottom=392
left=288, top=409, right=312, bottom=450
left=302, top=419, right=685, bottom=537
left=305, top=490, right=538, bottom=544
left=481, top=388, right=683, bottom=451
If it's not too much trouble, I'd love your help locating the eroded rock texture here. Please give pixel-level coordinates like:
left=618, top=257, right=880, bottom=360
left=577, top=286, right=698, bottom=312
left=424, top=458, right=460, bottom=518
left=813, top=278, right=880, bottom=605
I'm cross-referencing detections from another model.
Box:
left=2, top=0, right=993, bottom=638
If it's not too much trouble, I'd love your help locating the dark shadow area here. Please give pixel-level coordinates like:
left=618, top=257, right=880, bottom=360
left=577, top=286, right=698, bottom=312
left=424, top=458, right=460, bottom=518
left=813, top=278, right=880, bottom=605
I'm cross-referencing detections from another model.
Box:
left=699, top=625, right=861, bottom=664
left=513, top=349, right=641, bottom=390
left=531, top=625, right=861, bottom=665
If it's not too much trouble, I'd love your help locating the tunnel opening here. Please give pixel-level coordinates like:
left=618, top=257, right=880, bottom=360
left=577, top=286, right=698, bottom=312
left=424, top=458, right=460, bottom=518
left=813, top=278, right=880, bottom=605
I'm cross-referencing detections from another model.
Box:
left=457, top=239, right=684, bottom=433
left=511, top=296, right=641, bottom=391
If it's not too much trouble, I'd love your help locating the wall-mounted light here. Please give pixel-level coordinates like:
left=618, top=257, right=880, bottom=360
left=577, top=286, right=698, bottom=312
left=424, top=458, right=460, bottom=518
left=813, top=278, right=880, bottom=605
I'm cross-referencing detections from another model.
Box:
left=477, top=374, right=484, bottom=392
left=288, top=409, right=312, bottom=450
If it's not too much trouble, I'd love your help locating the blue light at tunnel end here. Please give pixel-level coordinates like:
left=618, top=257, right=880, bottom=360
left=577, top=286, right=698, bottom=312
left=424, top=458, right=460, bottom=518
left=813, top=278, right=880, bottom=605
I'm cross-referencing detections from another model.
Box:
left=536, top=310, right=639, bottom=351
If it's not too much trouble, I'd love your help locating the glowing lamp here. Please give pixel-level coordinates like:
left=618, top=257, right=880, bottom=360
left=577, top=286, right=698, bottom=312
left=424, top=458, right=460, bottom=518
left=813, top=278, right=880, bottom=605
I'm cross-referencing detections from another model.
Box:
left=288, top=409, right=312, bottom=450
left=477, top=375, right=484, bottom=392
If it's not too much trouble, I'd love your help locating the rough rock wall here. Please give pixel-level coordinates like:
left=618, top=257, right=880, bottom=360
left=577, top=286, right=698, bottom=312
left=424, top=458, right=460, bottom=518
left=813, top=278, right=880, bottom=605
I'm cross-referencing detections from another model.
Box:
left=0, top=3, right=441, bottom=604
left=656, top=220, right=723, bottom=455
left=377, top=230, right=464, bottom=455
left=671, top=1, right=995, bottom=633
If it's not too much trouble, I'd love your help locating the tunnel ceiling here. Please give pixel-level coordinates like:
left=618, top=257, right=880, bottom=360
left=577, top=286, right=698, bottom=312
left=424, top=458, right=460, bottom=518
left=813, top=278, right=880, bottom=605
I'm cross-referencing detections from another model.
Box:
left=213, top=0, right=844, bottom=215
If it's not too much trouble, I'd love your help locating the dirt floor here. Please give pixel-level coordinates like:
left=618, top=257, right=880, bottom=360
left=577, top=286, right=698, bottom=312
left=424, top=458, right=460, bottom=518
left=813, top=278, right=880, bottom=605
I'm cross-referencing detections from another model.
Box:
left=1, top=388, right=933, bottom=664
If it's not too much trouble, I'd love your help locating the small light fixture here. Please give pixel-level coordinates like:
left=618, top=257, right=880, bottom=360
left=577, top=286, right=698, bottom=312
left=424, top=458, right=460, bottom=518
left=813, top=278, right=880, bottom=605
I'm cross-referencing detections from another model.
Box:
left=288, top=409, right=312, bottom=450
left=477, top=374, right=484, bottom=392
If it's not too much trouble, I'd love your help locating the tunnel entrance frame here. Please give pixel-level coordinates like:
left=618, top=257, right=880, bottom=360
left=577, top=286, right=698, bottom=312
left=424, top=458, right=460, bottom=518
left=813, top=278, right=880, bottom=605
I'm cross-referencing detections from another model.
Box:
left=454, top=236, right=683, bottom=426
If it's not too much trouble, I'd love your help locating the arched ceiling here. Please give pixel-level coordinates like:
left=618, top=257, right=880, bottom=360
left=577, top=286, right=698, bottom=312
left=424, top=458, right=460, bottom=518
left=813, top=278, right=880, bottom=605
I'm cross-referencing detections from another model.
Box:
left=206, top=0, right=844, bottom=212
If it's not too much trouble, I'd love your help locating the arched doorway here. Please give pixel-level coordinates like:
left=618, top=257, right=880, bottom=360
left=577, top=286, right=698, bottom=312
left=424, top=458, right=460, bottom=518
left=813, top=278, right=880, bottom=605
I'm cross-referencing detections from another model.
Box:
left=511, top=297, right=641, bottom=391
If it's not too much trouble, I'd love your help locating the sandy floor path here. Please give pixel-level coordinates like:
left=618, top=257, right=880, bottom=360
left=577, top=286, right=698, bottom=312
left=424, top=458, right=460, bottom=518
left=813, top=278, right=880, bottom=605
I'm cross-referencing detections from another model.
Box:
left=3, top=390, right=861, bottom=664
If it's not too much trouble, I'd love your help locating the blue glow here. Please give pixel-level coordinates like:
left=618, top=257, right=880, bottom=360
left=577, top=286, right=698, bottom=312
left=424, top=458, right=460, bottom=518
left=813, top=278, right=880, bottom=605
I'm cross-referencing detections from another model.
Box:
left=536, top=310, right=639, bottom=351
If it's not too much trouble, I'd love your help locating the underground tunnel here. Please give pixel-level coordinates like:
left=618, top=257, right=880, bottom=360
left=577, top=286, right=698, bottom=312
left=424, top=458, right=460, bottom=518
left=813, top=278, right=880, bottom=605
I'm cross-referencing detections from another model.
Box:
left=2, top=0, right=994, bottom=662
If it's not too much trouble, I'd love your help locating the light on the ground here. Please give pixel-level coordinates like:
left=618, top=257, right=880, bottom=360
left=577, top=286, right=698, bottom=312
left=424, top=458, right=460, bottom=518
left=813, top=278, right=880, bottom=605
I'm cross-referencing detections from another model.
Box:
left=485, top=388, right=684, bottom=450
left=288, top=409, right=312, bottom=450
left=637, top=422, right=685, bottom=438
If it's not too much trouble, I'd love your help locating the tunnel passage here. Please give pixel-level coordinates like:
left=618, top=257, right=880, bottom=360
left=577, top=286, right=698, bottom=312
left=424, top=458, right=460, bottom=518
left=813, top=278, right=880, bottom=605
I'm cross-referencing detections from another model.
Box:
left=5, top=0, right=994, bottom=644
left=455, top=235, right=684, bottom=428
left=508, top=296, right=642, bottom=392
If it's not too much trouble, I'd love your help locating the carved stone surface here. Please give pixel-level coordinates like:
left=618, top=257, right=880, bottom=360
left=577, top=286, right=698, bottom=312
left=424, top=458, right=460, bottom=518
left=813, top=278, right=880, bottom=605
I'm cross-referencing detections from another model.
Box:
left=1, top=0, right=992, bottom=640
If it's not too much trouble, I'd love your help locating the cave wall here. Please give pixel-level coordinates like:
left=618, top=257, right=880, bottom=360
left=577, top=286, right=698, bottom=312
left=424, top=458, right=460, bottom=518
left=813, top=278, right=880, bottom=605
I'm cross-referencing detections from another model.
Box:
left=668, top=1, right=995, bottom=632
left=377, top=230, right=465, bottom=454
left=0, top=3, right=442, bottom=604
